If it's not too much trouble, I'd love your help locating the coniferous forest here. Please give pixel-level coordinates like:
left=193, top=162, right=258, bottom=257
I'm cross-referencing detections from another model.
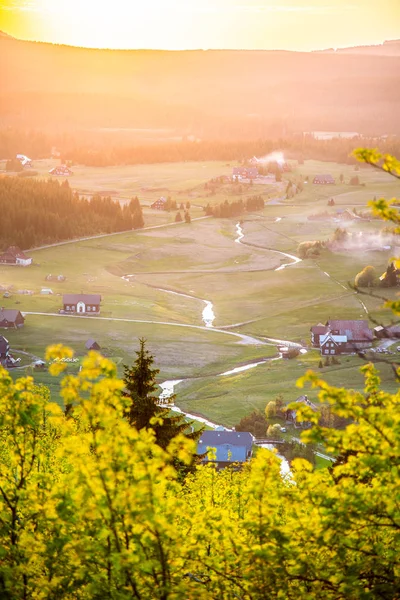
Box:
left=0, top=177, right=144, bottom=250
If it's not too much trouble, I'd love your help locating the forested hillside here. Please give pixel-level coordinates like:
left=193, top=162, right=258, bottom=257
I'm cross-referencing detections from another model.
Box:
left=2, top=129, right=400, bottom=168
left=0, top=177, right=143, bottom=249
left=1, top=36, right=400, bottom=137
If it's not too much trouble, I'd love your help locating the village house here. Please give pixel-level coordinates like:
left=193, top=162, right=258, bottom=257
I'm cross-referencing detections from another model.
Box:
left=311, top=319, right=374, bottom=355
left=374, top=323, right=400, bottom=339
left=151, top=197, right=167, bottom=210
left=313, top=174, right=335, bottom=185
left=16, top=154, right=32, bottom=168
left=0, top=335, right=20, bottom=368
left=285, top=395, right=318, bottom=429
left=62, top=294, right=101, bottom=315
left=0, top=246, right=32, bottom=266
left=0, top=308, right=25, bottom=329
left=197, top=429, right=254, bottom=469
left=232, top=166, right=258, bottom=180
left=49, top=165, right=73, bottom=177
left=0, top=335, right=10, bottom=362
left=85, top=338, right=101, bottom=351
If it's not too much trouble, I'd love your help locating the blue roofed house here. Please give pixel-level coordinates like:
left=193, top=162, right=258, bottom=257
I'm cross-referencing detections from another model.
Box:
left=197, top=430, right=254, bottom=469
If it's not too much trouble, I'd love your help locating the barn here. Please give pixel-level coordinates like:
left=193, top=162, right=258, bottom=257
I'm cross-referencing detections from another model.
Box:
left=313, top=174, right=335, bottom=185
left=232, top=167, right=258, bottom=180
left=0, top=246, right=32, bottom=266
left=85, top=339, right=101, bottom=351
left=49, top=165, right=73, bottom=176
left=63, top=294, right=101, bottom=315
left=151, top=197, right=167, bottom=210
left=0, top=309, right=25, bottom=329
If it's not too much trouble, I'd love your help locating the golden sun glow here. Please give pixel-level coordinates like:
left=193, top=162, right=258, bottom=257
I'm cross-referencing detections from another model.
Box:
left=0, top=0, right=399, bottom=50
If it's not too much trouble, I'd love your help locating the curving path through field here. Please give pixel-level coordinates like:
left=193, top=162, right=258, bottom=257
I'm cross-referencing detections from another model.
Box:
left=22, top=311, right=266, bottom=346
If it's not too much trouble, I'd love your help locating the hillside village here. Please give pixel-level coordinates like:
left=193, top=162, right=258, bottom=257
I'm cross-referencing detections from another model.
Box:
left=0, top=18, right=399, bottom=597
left=1, top=150, right=400, bottom=463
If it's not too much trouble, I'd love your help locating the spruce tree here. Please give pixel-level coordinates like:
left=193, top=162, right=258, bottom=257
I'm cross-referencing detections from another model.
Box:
left=123, top=339, right=204, bottom=468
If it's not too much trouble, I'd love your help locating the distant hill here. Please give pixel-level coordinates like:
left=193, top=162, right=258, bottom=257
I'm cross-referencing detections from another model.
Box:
left=1, top=36, right=399, bottom=138
left=318, top=39, right=400, bottom=57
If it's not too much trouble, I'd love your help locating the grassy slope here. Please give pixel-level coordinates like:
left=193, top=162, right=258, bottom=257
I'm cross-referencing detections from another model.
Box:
left=2, top=158, right=399, bottom=423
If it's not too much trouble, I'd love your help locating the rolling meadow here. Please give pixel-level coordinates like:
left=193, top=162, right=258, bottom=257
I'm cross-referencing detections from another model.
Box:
left=1, top=156, right=399, bottom=425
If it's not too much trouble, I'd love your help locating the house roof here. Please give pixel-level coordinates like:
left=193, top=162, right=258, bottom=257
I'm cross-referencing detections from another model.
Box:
left=198, top=430, right=253, bottom=451
left=311, top=325, right=329, bottom=334
left=320, top=334, right=340, bottom=346
left=0, top=335, right=9, bottom=353
left=63, top=294, right=101, bottom=304
left=1, top=246, right=30, bottom=260
left=314, top=174, right=334, bottom=180
left=327, top=319, right=373, bottom=340
left=49, top=166, right=72, bottom=174
left=0, top=309, right=23, bottom=323
left=85, top=338, right=100, bottom=349
left=291, top=395, right=318, bottom=411
left=385, top=323, right=400, bottom=335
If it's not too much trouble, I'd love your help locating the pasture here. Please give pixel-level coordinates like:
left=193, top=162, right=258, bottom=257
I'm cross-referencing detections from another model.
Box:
left=2, top=157, right=399, bottom=424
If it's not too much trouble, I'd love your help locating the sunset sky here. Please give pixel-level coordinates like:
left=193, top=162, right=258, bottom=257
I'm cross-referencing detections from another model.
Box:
left=0, top=0, right=399, bottom=51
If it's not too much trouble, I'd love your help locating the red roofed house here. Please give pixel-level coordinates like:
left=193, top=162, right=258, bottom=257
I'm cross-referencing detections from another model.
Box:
left=151, top=197, right=167, bottom=210
left=311, top=319, right=373, bottom=355
left=0, top=246, right=32, bottom=266
left=285, top=395, right=318, bottom=429
left=313, top=174, right=335, bottom=185
left=49, top=165, right=73, bottom=177
left=0, top=335, right=10, bottom=365
left=0, top=309, right=25, bottom=329
left=63, top=294, right=101, bottom=315
left=232, top=167, right=258, bottom=180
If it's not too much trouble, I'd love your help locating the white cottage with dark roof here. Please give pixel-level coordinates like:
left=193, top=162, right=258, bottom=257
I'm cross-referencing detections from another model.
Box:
left=63, top=294, right=101, bottom=315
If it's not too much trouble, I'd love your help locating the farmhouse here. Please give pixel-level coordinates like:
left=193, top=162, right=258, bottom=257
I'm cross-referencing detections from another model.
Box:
left=232, top=166, right=258, bottom=180
left=0, top=335, right=10, bottom=363
left=311, top=319, right=373, bottom=354
left=49, top=165, right=73, bottom=177
left=85, top=338, right=101, bottom=351
left=374, top=323, right=400, bottom=339
left=16, top=154, right=32, bottom=168
left=63, top=294, right=101, bottom=314
left=285, top=395, right=318, bottom=429
left=313, top=174, right=335, bottom=185
left=151, top=197, right=167, bottom=210
left=197, top=430, right=254, bottom=469
left=0, top=246, right=32, bottom=266
left=0, top=309, right=25, bottom=329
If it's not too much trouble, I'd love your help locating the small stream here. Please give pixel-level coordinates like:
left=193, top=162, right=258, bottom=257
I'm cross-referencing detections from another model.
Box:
left=234, top=222, right=302, bottom=271
left=122, top=275, right=216, bottom=327
left=158, top=372, right=291, bottom=476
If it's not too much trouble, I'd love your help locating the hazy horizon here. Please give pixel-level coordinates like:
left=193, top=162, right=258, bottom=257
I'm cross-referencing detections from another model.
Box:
left=1, top=0, right=399, bottom=52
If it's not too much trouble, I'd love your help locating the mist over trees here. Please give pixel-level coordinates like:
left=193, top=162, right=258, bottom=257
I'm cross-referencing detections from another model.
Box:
left=2, top=129, right=400, bottom=167
left=0, top=178, right=144, bottom=249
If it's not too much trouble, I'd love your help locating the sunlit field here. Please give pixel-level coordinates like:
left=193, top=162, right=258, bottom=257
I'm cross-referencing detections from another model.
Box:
left=1, top=158, right=398, bottom=422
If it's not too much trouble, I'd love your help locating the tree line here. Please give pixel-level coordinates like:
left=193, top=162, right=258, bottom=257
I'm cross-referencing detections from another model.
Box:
left=204, top=195, right=264, bottom=218
left=2, top=127, right=400, bottom=167
left=0, top=178, right=144, bottom=250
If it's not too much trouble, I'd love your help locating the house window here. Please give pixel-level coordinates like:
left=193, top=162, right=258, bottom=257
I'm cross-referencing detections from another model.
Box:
left=324, top=349, right=329, bottom=354
left=66, top=306, right=70, bottom=311
left=330, top=350, right=335, bottom=354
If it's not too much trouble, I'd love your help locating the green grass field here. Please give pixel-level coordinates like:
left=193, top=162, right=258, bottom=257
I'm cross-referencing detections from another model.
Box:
left=2, top=157, right=399, bottom=424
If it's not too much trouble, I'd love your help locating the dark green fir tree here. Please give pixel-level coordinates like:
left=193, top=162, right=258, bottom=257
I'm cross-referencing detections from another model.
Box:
left=123, top=338, right=204, bottom=473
